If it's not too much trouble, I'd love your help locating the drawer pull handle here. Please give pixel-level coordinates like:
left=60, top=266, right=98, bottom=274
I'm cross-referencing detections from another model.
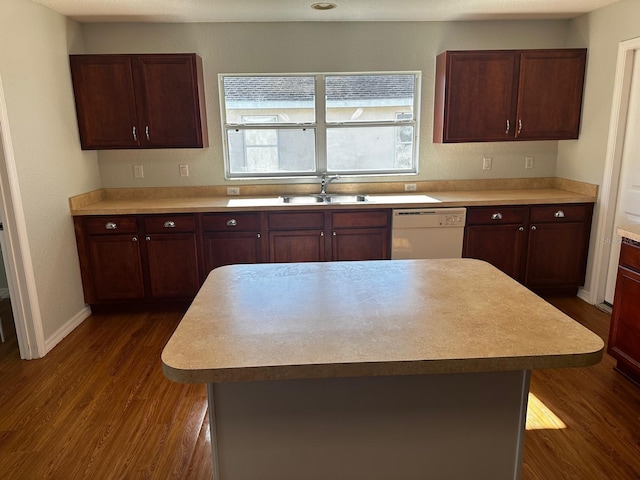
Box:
left=132, top=236, right=138, bottom=242
left=320, top=231, right=324, bottom=237
left=531, top=225, right=537, bottom=231
left=145, top=125, right=150, bottom=141
left=164, top=220, right=176, bottom=228
left=105, top=222, right=117, bottom=230
left=518, top=226, right=524, bottom=231
left=145, top=236, right=151, bottom=241
left=554, top=210, right=565, bottom=218
left=517, top=119, right=523, bottom=136
left=505, top=119, right=510, bottom=135
left=491, top=213, right=503, bottom=220
left=132, top=126, right=137, bottom=141
left=226, top=219, right=237, bottom=227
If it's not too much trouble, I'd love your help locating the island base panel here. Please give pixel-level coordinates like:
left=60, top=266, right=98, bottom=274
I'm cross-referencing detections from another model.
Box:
left=207, top=371, right=530, bottom=480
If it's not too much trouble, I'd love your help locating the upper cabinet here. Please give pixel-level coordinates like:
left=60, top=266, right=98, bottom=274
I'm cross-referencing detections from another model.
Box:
left=69, top=54, right=208, bottom=150
left=433, top=49, right=587, bottom=143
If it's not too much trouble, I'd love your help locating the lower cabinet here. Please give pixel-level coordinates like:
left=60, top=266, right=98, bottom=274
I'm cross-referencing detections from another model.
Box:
left=268, top=212, right=326, bottom=263
left=463, top=203, right=593, bottom=295
left=331, top=210, right=390, bottom=261
left=74, top=214, right=200, bottom=304
left=608, top=240, right=640, bottom=385
left=202, top=213, right=263, bottom=274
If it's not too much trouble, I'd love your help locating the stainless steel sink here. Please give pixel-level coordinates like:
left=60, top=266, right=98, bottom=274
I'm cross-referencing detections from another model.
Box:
left=280, top=194, right=369, bottom=204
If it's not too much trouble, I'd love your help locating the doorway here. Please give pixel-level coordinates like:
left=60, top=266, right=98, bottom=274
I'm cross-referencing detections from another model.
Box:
left=593, top=36, right=640, bottom=306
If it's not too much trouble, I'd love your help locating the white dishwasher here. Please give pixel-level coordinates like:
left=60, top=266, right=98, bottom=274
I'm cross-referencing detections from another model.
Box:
left=391, top=207, right=467, bottom=259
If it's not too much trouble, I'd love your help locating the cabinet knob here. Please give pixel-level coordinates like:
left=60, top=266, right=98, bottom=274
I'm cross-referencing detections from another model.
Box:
left=518, top=226, right=524, bottom=231
left=257, top=233, right=261, bottom=239
left=554, top=210, right=565, bottom=218
left=105, top=221, right=118, bottom=230
left=163, top=220, right=176, bottom=228
left=132, top=236, right=138, bottom=242
left=332, top=231, right=337, bottom=236
left=145, top=236, right=151, bottom=241
left=491, top=213, right=503, bottom=220
left=531, top=225, right=537, bottom=231
left=320, top=231, right=324, bottom=237
left=226, top=219, right=237, bottom=227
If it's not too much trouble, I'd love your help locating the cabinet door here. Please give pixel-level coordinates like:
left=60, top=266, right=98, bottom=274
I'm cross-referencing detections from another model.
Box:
left=463, top=225, right=527, bottom=281
left=524, top=222, right=588, bottom=291
left=516, top=49, right=587, bottom=140
left=145, top=233, right=200, bottom=299
left=269, top=230, right=325, bottom=263
left=87, top=234, right=145, bottom=302
left=435, top=51, right=519, bottom=142
left=332, top=228, right=389, bottom=261
left=608, top=265, right=640, bottom=382
left=70, top=55, right=139, bottom=149
left=203, top=232, right=262, bottom=273
left=136, top=54, right=206, bottom=148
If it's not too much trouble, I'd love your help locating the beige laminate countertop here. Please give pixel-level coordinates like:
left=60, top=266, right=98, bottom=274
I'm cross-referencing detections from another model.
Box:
left=161, top=259, right=604, bottom=384
left=72, top=187, right=595, bottom=215
left=617, top=224, right=640, bottom=243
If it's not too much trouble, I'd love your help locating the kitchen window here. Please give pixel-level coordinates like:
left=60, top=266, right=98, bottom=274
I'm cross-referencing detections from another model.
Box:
left=220, top=72, right=420, bottom=179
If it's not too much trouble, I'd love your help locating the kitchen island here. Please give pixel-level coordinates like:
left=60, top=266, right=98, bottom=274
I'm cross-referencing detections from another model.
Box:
left=162, top=259, right=603, bottom=480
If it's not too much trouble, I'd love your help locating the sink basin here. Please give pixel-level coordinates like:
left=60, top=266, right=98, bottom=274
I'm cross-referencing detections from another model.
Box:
left=280, top=194, right=369, bottom=204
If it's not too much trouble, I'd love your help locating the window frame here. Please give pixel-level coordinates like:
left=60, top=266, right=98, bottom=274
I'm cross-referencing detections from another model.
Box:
left=219, top=71, right=421, bottom=180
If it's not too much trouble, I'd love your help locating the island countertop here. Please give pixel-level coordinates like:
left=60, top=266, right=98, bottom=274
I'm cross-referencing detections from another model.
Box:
left=161, top=258, right=604, bottom=384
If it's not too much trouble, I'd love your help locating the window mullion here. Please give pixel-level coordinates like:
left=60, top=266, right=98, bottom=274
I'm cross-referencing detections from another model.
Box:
left=316, top=74, right=327, bottom=174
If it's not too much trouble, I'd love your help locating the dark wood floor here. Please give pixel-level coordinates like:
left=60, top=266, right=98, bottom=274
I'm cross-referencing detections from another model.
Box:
left=0, top=296, right=639, bottom=479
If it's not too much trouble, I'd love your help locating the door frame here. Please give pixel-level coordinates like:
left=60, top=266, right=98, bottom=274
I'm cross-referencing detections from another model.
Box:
left=0, top=74, right=45, bottom=359
left=591, top=36, right=640, bottom=305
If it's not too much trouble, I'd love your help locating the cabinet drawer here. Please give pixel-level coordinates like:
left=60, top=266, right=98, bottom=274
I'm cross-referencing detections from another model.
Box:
left=466, top=206, right=528, bottom=225
left=529, top=204, right=592, bottom=223
left=332, top=210, right=389, bottom=229
left=203, top=213, right=261, bottom=232
left=143, top=215, right=196, bottom=233
left=620, top=241, right=640, bottom=272
left=84, top=216, right=138, bottom=235
left=268, top=212, right=324, bottom=230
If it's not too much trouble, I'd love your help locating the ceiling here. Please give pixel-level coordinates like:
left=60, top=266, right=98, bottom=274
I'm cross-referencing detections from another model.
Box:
left=32, top=0, right=620, bottom=23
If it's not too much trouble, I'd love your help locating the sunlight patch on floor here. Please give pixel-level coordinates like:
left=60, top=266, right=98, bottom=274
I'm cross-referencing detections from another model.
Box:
left=526, top=392, right=567, bottom=430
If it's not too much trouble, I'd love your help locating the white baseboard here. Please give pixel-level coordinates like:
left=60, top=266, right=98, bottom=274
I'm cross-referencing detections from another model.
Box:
left=44, top=305, right=92, bottom=354
left=577, top=287, right=592, bottom=304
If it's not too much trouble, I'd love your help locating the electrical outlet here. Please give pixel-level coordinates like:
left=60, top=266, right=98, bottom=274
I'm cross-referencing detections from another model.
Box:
left=227, top=187, right=240, bottom=196
left=133, top=164, right=144, bottom=178
left=179, top=164, right=189, bottom=177
left=483, top=157, right=492, bottom=170
left=525, top=156, right=534, bottom=169
left=404, top=183, right=417, bottom=192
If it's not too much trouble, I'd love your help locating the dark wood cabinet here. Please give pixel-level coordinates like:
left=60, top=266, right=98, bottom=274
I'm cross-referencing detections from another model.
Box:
left=434, top=49, right=586, bottom=143
left=524, top=204, right=593, bottom=293
left=463, top=203, right=593, bottom=294
left=331, top=210, right=390, bottom=261
left=142, top=215, right=200, bottom=299
left=609, top=240, right=640, bottom=385
left=267, top=212, right=326, bottom=262
left=463, top=206, right=528, bottom=281
left=70, top=54, right=208, bottom=150
left=202, top=213, right=263, bottom=274
left=74, top=214, right=200, bottom=304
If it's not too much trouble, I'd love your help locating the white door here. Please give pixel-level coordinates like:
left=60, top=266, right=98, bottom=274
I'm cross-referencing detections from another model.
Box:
left=605, top=50, right=640, bottom=304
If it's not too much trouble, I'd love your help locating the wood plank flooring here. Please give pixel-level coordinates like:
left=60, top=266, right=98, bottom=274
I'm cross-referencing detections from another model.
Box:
left=0, top=296, right=639, bottom=479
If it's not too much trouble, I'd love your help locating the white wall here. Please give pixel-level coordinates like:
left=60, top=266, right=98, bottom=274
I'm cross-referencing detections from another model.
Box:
left=78, top=20, right=574, bottom=188
left=0, top=0, right=102, bottom=344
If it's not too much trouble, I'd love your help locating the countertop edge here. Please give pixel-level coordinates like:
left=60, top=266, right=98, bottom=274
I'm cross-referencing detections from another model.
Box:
left=161, top=348, right=604, bottom=384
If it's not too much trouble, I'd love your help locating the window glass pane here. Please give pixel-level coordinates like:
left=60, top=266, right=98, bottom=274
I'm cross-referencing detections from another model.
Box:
left=325, top=74, right=415, bottom=123
left=223, top=76, right=315, bottom=124
left=326, top=125, right=414, bottom=172
left=227, top=128, right=316, bottom=175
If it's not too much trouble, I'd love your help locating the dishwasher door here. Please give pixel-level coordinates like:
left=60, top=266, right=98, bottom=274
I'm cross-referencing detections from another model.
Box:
left=391, top=208, right=466, bottom=259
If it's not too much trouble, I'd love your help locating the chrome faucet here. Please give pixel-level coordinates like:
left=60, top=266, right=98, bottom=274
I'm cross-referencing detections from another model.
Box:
left=320, top=173, right=340, bottom=195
